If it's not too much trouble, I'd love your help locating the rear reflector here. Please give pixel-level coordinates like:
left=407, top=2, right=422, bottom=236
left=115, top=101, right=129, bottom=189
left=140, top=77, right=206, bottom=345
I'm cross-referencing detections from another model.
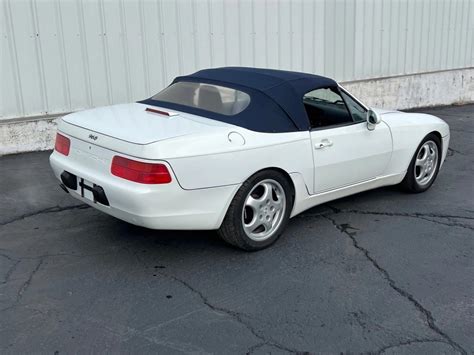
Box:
left=55, top=133, right=70, bottom=156
left=111, top=156, right=172, bottom=184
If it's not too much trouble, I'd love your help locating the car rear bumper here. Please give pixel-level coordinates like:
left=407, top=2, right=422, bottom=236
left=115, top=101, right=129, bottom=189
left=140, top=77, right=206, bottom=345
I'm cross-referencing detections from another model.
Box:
left=50, top=151, right=239, bottom=230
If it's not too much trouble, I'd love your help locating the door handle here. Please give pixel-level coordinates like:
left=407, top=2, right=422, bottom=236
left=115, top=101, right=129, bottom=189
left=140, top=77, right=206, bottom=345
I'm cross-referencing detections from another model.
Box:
left=314, top=139, right=333, bottom=149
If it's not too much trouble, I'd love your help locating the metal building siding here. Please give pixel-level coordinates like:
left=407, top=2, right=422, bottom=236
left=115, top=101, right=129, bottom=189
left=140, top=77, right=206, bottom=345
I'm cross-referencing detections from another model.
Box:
left=1, top=0, right=473, bottom=120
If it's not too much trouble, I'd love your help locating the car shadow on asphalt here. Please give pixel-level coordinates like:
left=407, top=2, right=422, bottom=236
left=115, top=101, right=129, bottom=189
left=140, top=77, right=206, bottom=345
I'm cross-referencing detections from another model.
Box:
left=95, top=185, right=403, bottom=255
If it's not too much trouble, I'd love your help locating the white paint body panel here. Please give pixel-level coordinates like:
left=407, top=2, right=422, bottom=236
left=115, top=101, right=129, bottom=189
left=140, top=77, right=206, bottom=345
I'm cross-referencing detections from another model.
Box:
left=377, top=110, right=450, bottom=172
left=62, top=103, right=234, bottom=145
left=310, top=121, right=392, bottom=193
left=49, top=141, right=240, bottom=230
left=50, top=98, right=450, bottom=230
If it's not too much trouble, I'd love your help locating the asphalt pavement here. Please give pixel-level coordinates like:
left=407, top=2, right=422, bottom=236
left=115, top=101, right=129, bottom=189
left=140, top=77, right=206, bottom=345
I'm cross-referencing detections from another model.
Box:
left=0, top=104, right=473, bottom=354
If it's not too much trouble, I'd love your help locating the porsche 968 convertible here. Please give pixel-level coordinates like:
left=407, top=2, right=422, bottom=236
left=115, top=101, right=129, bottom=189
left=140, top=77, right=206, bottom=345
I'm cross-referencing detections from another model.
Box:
left=50, top=67, right=450, bottom=250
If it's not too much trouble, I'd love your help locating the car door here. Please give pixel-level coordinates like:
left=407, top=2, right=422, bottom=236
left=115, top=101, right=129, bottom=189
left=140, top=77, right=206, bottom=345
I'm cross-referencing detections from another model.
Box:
left=304, top=86, right=392, bottom=194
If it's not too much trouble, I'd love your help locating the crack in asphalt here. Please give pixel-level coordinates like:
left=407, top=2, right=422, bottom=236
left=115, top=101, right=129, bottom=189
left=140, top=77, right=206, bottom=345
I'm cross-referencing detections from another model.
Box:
left=162, top=272, right=301, bottom=354
left=129, top=250, right=303, bottom=354
left=447, top=147, right=466, bottom=157
left=0, top=204, right=90, bottom=227
left=0, top=156, right=470, bottom=352
left=326, top=205, right=474, bottom=220
left=246, top=342, right=268, bottom=354
left=0, top=250, right=127, bottom=313
left=0, top=257, right=45, bottom=312
left=2, top=242, right=302, bottom=353
left=373, top=338, right=453, bottom=354
left=246, top=342, right=298, bottom=355
left=0, top=256, right=20, bottom=285
left=324, top=206, right=474, bottom=231
left=323, top=214, right=467, bottom=355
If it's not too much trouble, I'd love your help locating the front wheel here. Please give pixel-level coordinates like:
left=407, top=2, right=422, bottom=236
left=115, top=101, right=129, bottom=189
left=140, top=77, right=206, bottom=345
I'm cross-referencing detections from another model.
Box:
left=218, top=170, right=293, bottom=251
left=400, top=133, right=442, bottom=193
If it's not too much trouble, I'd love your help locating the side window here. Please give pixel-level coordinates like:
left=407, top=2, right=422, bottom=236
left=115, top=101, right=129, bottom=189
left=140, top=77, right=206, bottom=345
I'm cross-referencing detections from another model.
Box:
left=303, top=87, right=353, bottom=129
left=340, top=90, right=367, bottom=123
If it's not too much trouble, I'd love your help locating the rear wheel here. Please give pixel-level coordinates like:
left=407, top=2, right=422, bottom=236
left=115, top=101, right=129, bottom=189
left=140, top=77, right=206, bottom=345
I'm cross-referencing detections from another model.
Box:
left=400, top=133, right=442, bottom=193
left=218, top=170, right=293, bottom=251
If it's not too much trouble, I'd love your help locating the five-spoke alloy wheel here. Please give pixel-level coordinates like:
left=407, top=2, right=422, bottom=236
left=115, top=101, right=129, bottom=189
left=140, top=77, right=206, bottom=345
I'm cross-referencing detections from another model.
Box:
left=401, top=133, right=442, bottom=193
left=414, top=140, right=439, bottom=186
left=242, top=179, right=286, bottom=241
left=219, top=170, right=293, bottom=251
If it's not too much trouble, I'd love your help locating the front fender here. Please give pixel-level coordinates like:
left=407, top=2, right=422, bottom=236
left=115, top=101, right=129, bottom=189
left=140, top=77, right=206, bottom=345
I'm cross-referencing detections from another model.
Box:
left=381, top=111, right=450, bottom=175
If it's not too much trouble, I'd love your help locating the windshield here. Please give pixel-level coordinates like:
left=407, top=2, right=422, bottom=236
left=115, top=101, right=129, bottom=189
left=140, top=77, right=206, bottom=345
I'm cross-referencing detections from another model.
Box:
left=151, top=81, right=251, bottom=116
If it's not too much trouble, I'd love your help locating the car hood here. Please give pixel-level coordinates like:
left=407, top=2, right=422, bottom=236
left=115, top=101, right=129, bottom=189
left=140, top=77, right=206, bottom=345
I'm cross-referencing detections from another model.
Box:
left=62, top=103, right=233, bottom=145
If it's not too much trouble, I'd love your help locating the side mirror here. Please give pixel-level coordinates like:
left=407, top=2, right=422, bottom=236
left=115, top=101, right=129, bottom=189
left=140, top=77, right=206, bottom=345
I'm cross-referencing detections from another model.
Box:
left=367, top=109, right=381, bottom=131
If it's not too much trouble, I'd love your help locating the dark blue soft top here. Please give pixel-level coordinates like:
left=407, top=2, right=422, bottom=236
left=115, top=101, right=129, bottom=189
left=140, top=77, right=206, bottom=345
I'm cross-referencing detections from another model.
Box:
left=140, top=67, right=337, bottom=132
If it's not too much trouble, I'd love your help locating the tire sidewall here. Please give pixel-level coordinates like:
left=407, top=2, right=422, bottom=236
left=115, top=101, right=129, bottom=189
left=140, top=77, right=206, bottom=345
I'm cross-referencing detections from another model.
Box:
left=406, top=133, right=442, bottom=192
left=232, top=170, right=293, bottom=250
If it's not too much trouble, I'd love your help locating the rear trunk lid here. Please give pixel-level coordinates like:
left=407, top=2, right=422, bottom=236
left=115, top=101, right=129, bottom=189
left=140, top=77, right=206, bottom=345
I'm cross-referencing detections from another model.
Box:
left=61, top=103, right=232, bottom=145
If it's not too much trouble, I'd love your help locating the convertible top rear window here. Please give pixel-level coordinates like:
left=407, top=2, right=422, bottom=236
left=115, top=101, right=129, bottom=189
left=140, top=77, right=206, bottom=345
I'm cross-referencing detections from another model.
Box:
left=151, top=81, right=250, bottom=116
left=140, top=67, right=338, bottom=133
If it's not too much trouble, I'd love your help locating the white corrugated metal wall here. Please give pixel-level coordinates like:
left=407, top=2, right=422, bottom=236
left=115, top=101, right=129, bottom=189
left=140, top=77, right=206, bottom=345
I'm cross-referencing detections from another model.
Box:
left=1, top=0, right=473, bottom=120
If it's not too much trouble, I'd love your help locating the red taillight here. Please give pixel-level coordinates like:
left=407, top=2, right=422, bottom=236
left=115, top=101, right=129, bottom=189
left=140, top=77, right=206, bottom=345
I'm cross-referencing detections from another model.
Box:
left=111, top=156, right=172, bottom=184
left=55, top=133, right=70, bottom=156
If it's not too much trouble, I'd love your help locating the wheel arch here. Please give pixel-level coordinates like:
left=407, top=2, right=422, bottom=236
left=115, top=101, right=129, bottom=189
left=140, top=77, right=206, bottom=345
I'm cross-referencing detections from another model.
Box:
left=429, top=130, right=443, bottom=151
left=269, top=167, right=295, bottom=202
left=399, top=130, right=444, bottom=193
left=387, top=127, right=446, bottom=177
left=246, top=167, right=296, bottom=204
left=217, top=166, right=297, bottom=229
left=408, top=130, right=443, bottom=170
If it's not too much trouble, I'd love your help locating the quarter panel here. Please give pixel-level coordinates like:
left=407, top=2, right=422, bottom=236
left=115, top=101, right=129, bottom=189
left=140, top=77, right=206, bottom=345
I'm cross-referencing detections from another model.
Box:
left=59, top=116, right=315, bottom=192
left=167, top=136, right=314, bottom=190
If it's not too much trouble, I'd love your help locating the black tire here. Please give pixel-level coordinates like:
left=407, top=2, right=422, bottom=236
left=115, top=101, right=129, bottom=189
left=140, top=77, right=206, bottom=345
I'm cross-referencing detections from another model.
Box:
left=399, top=133, right=442, bottom=193
left=218, top=170, right=294, bottom=251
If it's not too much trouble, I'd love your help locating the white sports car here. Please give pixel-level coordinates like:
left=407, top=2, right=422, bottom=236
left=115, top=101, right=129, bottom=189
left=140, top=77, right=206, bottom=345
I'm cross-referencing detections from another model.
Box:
left=50, top=67, right=450, bottom=250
